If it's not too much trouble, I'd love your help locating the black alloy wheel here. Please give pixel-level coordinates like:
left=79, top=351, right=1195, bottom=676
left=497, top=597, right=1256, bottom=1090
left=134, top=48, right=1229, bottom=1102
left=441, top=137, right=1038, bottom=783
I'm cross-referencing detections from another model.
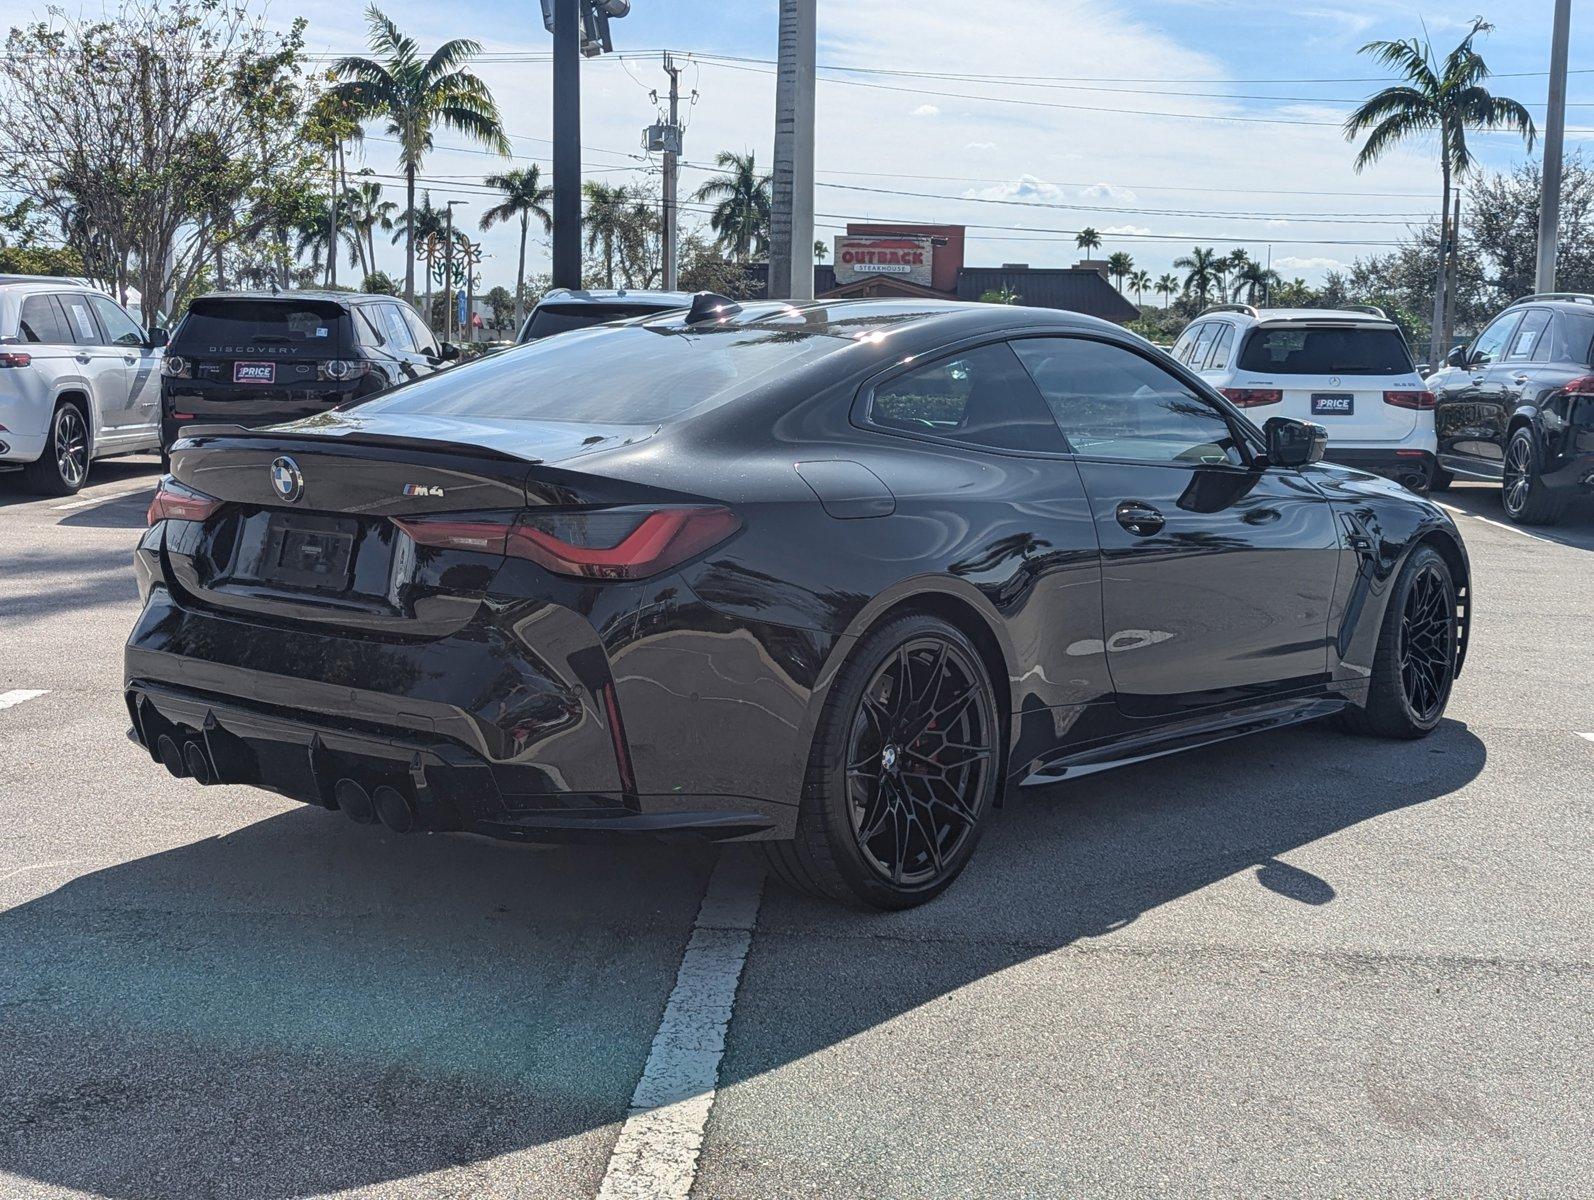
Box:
left=23, top=400, right=89, bottom=495
left=1500, top=426, right=1567, bottom=525
left=765, top=614, right=1002, bottom=909
left=1397, top=561, right=1453, bottom=724
left=1336, top=544, right=1456, bottom=740
left=846, top=636, right=994, bottom=888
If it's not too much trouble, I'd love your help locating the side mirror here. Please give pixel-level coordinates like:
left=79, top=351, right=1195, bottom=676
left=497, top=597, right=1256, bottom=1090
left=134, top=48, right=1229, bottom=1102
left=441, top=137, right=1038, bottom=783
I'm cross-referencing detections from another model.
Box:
left=1263, top=416, right=1328, bottom=468
left=148, top=327, right=169, bottom=348
left=1445, top=345, right=1468, bottom=368
left=437, top=341, right=461, bottom=362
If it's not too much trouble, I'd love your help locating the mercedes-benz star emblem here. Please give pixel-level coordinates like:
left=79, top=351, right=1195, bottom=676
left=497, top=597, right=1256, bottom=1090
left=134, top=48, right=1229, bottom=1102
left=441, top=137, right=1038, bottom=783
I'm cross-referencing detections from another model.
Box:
left=270, top=456, right=304, bottom=503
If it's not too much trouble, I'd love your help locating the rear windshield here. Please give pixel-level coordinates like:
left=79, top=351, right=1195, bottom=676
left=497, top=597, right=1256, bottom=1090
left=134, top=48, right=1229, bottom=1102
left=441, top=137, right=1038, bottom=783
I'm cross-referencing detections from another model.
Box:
left=1237, top=326, right=1413, bottom=375
left=356, top=322, right=847, bottom=424
left=521, top=302, right=680, bottom=341
left=174, top=299, right=350, bottom=352
left=1553, top=311, right=1594, bottom=365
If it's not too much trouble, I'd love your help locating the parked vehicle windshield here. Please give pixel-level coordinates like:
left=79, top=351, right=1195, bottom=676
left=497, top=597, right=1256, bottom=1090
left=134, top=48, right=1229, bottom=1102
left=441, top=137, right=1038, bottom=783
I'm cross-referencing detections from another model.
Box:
left=522, top=304, right=677, bottom=340
left=174, top=299, right=352, bottom=351
left=1237, top=326, right=1413, bottom=375
left=358, top=323, right=846, bottom=424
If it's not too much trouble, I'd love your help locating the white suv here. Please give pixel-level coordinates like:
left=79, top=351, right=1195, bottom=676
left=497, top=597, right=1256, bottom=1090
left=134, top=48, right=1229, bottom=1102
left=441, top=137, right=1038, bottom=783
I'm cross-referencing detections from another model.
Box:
left=0, top=276, right=164, bottom=495
left=1171, top=304, right=1437, bottom=492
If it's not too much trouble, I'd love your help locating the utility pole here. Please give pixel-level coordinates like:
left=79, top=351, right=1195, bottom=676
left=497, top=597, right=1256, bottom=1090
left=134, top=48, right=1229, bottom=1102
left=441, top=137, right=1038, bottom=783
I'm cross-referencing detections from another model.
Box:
left=1443, top=189, right=1462, bottom=351
left=443, top=200, right=466, bottom=343
left=660, top=53, right=684, bottom=291
left=551, top=0, right=582, bottom=289
left=768, top=0, right=816, bottom=300
left=328, top=139, right=339, bottom=289
left=1535, top=0, right=1572, bottom=292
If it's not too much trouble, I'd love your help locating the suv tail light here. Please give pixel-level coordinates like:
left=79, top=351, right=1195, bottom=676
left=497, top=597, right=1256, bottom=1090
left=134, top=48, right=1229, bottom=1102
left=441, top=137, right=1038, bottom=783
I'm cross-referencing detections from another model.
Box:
left=161, top=355, right=189, bottom=378
left=1221, top=387, right=1282, bottom=408
left=319, top=359, right=372, bottom=381
left=1563, top=375, right=1594, bottom=395
left=147, top=477, right=222, bottom=525
left=0, top=351, right=32, bottom=368
left=395, top=506, right=741, bottom=580
left=1384, top=390, right=1435, bottom=409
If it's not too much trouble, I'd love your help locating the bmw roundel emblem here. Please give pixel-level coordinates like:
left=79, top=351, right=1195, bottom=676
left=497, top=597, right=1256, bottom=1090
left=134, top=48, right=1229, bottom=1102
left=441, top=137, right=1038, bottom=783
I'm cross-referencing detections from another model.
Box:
left=270, top=456, right=304, bottom=503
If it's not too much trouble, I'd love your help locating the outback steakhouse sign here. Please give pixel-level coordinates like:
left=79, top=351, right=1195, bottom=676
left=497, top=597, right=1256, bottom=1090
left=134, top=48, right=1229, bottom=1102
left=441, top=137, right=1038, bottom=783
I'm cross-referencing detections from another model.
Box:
left=834, top=235, right=935, bottom=286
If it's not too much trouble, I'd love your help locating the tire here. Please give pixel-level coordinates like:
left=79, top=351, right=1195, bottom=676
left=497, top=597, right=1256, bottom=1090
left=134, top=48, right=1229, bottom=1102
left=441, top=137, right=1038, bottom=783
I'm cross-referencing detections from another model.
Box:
left=763, top=613, right=1002, bottom=910
left=1335, top=545, right=1456, bottom=740
left=1500, top=425, right=1568, bottom=526
left=1428, top=466, right=1453, bottom=492
left=22, top=399, right=90, bottom=496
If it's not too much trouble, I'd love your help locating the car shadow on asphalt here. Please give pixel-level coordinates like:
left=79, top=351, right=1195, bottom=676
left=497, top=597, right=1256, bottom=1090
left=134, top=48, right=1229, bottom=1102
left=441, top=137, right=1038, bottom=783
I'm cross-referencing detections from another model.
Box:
left=0, top=717, right=1486, bottom=1198
left=1438, top=482, right=1594, bottom=552
left=1, top=546, right=142, bottom=627
left=0, top=458, right=162, bottom=510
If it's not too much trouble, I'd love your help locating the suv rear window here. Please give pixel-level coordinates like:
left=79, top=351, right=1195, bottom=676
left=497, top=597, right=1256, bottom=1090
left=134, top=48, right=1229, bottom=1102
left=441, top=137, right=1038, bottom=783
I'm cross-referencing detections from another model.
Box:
left=174, top=299, right=351, bottom=352
left=358, top=323, right=847, bottom=424
left=1551, top=310, right=1594, bottom=365
left=1237, top=326, right=1413, bottom=375
left=522, top=303, right=678, bottom=341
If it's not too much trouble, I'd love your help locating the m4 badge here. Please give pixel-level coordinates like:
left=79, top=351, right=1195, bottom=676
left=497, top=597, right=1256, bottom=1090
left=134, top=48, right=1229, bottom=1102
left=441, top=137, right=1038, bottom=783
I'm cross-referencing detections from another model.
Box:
left=402, top=484, right=445, bottom=498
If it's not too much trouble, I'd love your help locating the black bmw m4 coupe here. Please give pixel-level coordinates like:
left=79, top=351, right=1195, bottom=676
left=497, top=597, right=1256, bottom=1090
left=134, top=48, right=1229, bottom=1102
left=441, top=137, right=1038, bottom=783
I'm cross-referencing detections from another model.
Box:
left=127, top=298, right=1470, bottom=909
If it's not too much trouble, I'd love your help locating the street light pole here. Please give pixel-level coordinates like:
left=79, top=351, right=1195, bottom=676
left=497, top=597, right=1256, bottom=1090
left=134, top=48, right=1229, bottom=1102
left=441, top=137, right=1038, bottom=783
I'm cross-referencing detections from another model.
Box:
left=552, top=0, right=582, bottom=290
left=1535, top=0, right=1573, bottom=292
left=661, top=52, right=683, bottom=292
left=768, top=0, right=816, bottom=301
left=443, top=200, right=466, bottom=343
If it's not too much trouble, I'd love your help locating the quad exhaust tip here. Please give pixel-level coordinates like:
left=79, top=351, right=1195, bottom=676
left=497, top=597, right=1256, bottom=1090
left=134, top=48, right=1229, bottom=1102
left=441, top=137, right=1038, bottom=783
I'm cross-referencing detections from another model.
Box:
left=156, top=734, right=188, bottom=778
left=373, top=785, right=417, bottom=833
left=334, top=778, right=377, bottom=825
left=183, top=741, right=214, bottom=785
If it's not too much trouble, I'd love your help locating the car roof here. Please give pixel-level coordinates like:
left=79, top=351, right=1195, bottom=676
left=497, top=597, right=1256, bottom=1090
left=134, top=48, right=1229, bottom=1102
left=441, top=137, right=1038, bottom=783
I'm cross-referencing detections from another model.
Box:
left=1195, top=304, right=1396, bottom=326
left=629, top=297, right=1121, bottom=339
left=1504, top=292, right=1594, bottom=312
left=536, top=288, right=699, bottom=309
left=0, top=275, right=97, bottom=291
left=190, top=290, right=381, bottom=306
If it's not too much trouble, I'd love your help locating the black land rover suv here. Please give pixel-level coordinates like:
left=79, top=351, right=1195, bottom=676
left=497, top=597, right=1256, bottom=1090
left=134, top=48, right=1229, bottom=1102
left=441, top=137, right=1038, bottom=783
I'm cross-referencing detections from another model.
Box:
left=1428, top=292, right=1594, bottom=525
left=161, top=292, right=457, bottom=449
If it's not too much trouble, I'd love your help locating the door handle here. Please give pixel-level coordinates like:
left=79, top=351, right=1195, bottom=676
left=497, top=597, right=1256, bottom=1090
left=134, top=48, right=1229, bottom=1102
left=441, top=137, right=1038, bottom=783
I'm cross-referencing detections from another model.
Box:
left=75, top=353, right=91, bottom=363
left=1115, top=500, right=1165, bottom=537
left=1511, top=372, right=1530, bottom=384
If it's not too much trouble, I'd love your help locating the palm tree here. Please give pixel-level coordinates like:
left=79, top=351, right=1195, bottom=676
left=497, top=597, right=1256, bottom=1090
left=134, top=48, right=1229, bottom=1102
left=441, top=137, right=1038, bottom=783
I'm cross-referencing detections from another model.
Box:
left=813, top=239, right=829, bottom=262
left=480, top=165, right=552, bottom=329
left=1128, top=268, right=1152, bottom=307
left=1173, top=247, right=1223, bottom=308
left=1074, top=227, right=1102, bottom=256
left=1106, top=251, right=1134, bottom=292
left=581, top=181, right=629, bottom=287
left=1344, top=17, right=1534, bottom=366
left=1233, top=261, right=1282, bottom=305
left=692, top=151, right=772, bottom=263
left=1225, top=249, right=1252, bottom=300
left=1155, top=273, right=1180, bottom=310
left=346, top=179, right=398, bottom=283
left=331, top=5, right=509, bottom=306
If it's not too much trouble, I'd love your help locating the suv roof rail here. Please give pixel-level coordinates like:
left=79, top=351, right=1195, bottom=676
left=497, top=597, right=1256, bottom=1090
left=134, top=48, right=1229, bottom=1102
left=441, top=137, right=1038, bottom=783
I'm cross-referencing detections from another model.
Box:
left=0, top=273, right=94, bottom=287
left=1341, top=303, right=1389, bottom=319
left=1511, top=292, right=1594, bottom=307
left=1198, top=303, right=1258, bottom=318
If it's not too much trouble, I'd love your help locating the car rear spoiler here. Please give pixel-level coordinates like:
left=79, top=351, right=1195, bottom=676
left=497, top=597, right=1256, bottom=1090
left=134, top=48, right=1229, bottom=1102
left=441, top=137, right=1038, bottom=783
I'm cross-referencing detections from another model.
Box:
left=173, top=423, right=541, bottom=465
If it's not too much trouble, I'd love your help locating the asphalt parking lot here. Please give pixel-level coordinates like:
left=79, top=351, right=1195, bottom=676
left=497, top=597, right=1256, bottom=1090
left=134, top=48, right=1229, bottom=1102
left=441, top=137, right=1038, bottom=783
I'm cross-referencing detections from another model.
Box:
left=2, top=458, right=1590, bottom=1199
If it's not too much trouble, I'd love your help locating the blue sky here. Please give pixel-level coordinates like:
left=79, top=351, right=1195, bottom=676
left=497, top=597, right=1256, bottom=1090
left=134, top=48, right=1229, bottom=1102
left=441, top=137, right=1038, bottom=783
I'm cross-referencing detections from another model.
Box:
left=275, top=0, right=1592, bottom=292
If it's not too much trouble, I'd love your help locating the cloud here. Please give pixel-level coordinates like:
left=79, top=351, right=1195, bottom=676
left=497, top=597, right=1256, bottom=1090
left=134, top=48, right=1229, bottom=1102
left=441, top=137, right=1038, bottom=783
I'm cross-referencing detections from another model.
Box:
left=964, top=141, right=997, bottom=151
left=1100, top=224, right=1153, bottom=237
left=910, top=104, right=941, bottom=118
left=1275, top=256, right=1346, bottom=271
left=1079, top=182, right=1139, bottom=203
left=965, top=174, right=1068, bottom=203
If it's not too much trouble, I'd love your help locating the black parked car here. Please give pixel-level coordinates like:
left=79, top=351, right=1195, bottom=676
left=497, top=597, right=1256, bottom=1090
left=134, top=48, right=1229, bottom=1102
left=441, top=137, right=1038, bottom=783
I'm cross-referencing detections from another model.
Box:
left=517, top=287, right=696, bottom=342
left=161, top=291, right=457, bottom=450
left=1428, top=292, right=1594, bottom=524
left=129, top=298, right=1470, bottom=909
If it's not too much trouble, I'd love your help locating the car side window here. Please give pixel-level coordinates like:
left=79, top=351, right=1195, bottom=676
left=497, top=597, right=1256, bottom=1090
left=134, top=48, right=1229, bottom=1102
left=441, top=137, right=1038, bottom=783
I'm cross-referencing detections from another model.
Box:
left=18, top=295, right=71, bottom=344
left=1170, top=324, right=1200, bottom=364
left=57, top=293, right=103, bottom=345
left=381, top=304, right=418, bottom=353
left=354, top=306, right=386, bottom=348
left=1469, top=313, right=1522, bottom=367
left=400, top=306, right=436, bottom=356
left=865, top=341, right=1069, bottom=453
left=1186, top=323, right=1220, bottom=370
left=1207, top=324, right=1236, bottom=371
left=1013, top=337, right=1245, bottom=467
left=87, top=294, right=147, bottom=347
left=1505, top=309, right=1551, bottom=363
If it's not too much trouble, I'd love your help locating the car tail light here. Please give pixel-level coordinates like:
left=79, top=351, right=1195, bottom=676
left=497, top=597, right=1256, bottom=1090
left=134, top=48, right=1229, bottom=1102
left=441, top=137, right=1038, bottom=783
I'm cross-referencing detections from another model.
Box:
left=319, top=359, right=371, bottom=381
left=1384, top=390, right=1435, bottom=409
left=147, top=477, right=222, bottom=525
left=397, top=506, right=740, bottom=580
left=1221, top=387, right=1282, bottom=408
left=0, top=351, right=32, bottom=368
left=1563, top=375, right=1594, bottom=395
left=161, top=355, right=189, bottom=378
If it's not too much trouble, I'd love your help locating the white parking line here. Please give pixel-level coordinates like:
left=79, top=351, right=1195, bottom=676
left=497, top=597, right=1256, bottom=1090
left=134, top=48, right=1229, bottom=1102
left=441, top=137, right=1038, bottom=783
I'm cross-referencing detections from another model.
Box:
left=1435, top=502, right=1569, bottom=546
left=1576, top=732, right=1594, bottom=744
left=595, top=852, right=765, bottom=1200
left=0, top=689, right=48, bottom=710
